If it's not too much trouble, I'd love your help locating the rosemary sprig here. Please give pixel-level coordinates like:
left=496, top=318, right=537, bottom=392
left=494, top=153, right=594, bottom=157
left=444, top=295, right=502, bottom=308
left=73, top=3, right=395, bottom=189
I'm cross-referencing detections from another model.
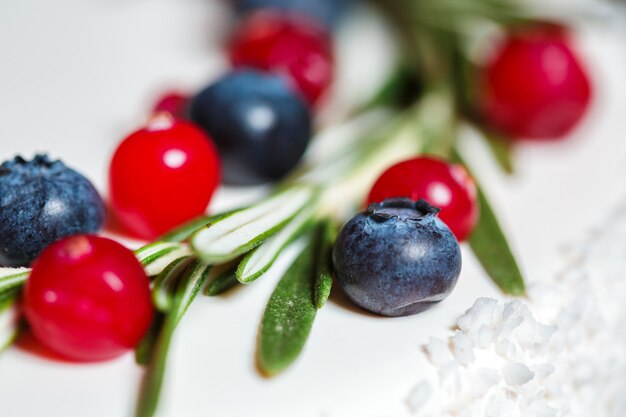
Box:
left=257, top=233, right=319, bottom=376
left=0, top=3, right=543, bottom=416
left=135, top=259, right=211, bottom=417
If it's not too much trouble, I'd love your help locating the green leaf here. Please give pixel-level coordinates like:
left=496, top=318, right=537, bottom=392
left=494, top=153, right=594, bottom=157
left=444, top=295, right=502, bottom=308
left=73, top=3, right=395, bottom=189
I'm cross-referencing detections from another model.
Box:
left=135, top=260, right=210, bottom=417
left=158, top=215, right=212, bottom=243
left=0, top=287, right=20, bottom=310
left=362, top=64, right=421, bottom=111
left=135, top=257, right=196, bottom=364
left=135, top=314, right=165, bottom=366
left=0, top=268, right=30, bottom=295
left=135, top=242, right=193, bottom=277
left=151, top=256, right=194, bottom=312
left=236, top=207, right=315, bottom=284
left=451, top=151, right=525, bottom=295
left=204, top=265, right=240, bottom=297
left=191, top=185, right=317, bottom=264
left=170, top=260, right=211, bottom=326
left=469, top=186, right=526, bottom=296
left=0, top=301, right=18, bottom=354
left=158, top=209, right=243, bottom=243
left=481, top=128, right=515, bottom=175
left=313, top=221, right=335, bottom=309
left=258, top=236, right=318, bottom=376
left=414, top=86, right=457, bottom=158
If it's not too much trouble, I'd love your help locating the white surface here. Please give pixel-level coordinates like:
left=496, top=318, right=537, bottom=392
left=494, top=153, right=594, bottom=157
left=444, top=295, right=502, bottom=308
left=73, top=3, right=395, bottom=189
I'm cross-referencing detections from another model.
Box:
left=1, top=1, right=626, bottom=417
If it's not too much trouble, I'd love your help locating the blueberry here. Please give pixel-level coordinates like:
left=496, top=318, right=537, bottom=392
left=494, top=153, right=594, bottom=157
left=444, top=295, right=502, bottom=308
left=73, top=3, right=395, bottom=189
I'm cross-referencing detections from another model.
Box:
left=0, top=154, right=105, bottom=267
left=190, top=70, right=312, bottom=185
left=332, top=198, right=462, bottom=317
left=235, top=0, right=354, bottom=29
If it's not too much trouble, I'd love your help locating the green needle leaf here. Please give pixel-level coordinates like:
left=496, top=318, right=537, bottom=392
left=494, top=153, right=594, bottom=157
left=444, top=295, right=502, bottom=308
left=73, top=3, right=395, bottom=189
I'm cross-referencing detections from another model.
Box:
left=135, top=325, right=173, bottom=417
left=0, top=268, right=30, bottom=296
left=151, top=256, right=194, bottom=312
left=313, top=221, right=335, bottom=309
left=135, top=257, right=193, bottom=364
left=452, top=151, right=526, bottom=295
left=480, top=128, right=515, bottom=175
left=171, top=260, right=211, bottom=326
left=158, top=215, right=212, bottom=243
left=469, top=186, right=526, bottom=296
left=135, top=259, right=210, bottom=417
left=158, top=209, right=243, bottom=243
left=135, top=314, right=164, bottom=366
left=204, top=265, right=240, bottom=297
left=258, top=235, right=318, bottom=376
left=191, top=185, right=317, bottom=264
left=0, top=287, right=20, bottom=310
left=0, top=300, right=19, bottom=353
left=135, top=242, right=193, bottom=277
left=236, top=207, right=315, bottom=284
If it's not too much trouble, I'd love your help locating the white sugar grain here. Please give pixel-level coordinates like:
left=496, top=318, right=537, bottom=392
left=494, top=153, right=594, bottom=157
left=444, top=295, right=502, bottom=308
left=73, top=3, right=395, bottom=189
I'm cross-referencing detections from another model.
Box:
left=502, top=362, right=534, bottom=386
left=408, top=203, right=626, bottom=416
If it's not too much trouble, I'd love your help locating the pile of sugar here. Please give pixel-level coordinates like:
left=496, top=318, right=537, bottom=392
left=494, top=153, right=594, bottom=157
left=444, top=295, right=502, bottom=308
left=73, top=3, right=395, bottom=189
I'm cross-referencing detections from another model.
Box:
left=407, top=205, right=626, bottom=417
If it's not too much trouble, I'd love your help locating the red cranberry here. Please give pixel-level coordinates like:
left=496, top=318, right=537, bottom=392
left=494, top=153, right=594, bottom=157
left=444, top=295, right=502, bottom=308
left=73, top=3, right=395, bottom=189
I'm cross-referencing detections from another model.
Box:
left=23, top=235, right=154, bottom=362
left=230, top=11, right=334, bottom=105
left=109, top=114, right=221, bottom=240
left=479, top=25, right=592, bottom=140
left=367, top=157, right=478, bottom=241
left=153, top=92, right=189, bottom=119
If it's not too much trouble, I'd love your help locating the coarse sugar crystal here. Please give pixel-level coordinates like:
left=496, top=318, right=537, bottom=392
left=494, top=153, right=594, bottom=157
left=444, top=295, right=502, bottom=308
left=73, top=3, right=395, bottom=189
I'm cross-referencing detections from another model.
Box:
left=406, top=203, right=626, bottom=416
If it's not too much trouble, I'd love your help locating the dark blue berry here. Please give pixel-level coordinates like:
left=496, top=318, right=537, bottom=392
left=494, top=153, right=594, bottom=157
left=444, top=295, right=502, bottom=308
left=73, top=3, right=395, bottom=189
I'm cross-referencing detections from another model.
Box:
left=189, top=70, right=312, bottom=185
left=332, top=198, right=462, bottom=317
left=0, top=154, right=105, bottom=267
left=235, top=0, right=354, bottom=29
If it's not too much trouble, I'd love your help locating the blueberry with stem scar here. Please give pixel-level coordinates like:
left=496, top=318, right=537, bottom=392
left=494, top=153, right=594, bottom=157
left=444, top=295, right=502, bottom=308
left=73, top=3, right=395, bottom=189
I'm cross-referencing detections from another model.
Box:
left=332, top=198, right=462, bottom=317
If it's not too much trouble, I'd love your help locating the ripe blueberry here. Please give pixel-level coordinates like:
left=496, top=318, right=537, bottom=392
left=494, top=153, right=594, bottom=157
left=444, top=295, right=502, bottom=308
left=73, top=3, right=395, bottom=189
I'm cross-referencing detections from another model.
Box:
left=332, top=198, right=462, bottom=317
left=0, top=155, right=105, bottom=267
left=189, top=70, right=312, bottom=185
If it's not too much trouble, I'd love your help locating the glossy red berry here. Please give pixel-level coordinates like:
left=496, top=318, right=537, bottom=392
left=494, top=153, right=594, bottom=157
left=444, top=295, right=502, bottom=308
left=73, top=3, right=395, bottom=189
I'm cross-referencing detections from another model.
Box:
left=479, top=25, right=592, bottom=140
left=23, top=235, right=154, bottom=362
left=367, top=157, right=478, bottom=241
left=230, top=11, right=334, bottom=105
left=153, top=92, right=189, bottom=120
left=109, top=115, right=221, bottom=240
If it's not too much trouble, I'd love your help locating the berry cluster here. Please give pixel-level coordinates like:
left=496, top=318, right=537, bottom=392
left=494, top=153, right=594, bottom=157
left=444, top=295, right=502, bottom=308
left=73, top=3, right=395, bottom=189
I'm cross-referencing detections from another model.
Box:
left=2, top=0, right=343, bottom=365
left=0, top=1, right=596, bottom=416
left=110, top=7, right=335, bottom=239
